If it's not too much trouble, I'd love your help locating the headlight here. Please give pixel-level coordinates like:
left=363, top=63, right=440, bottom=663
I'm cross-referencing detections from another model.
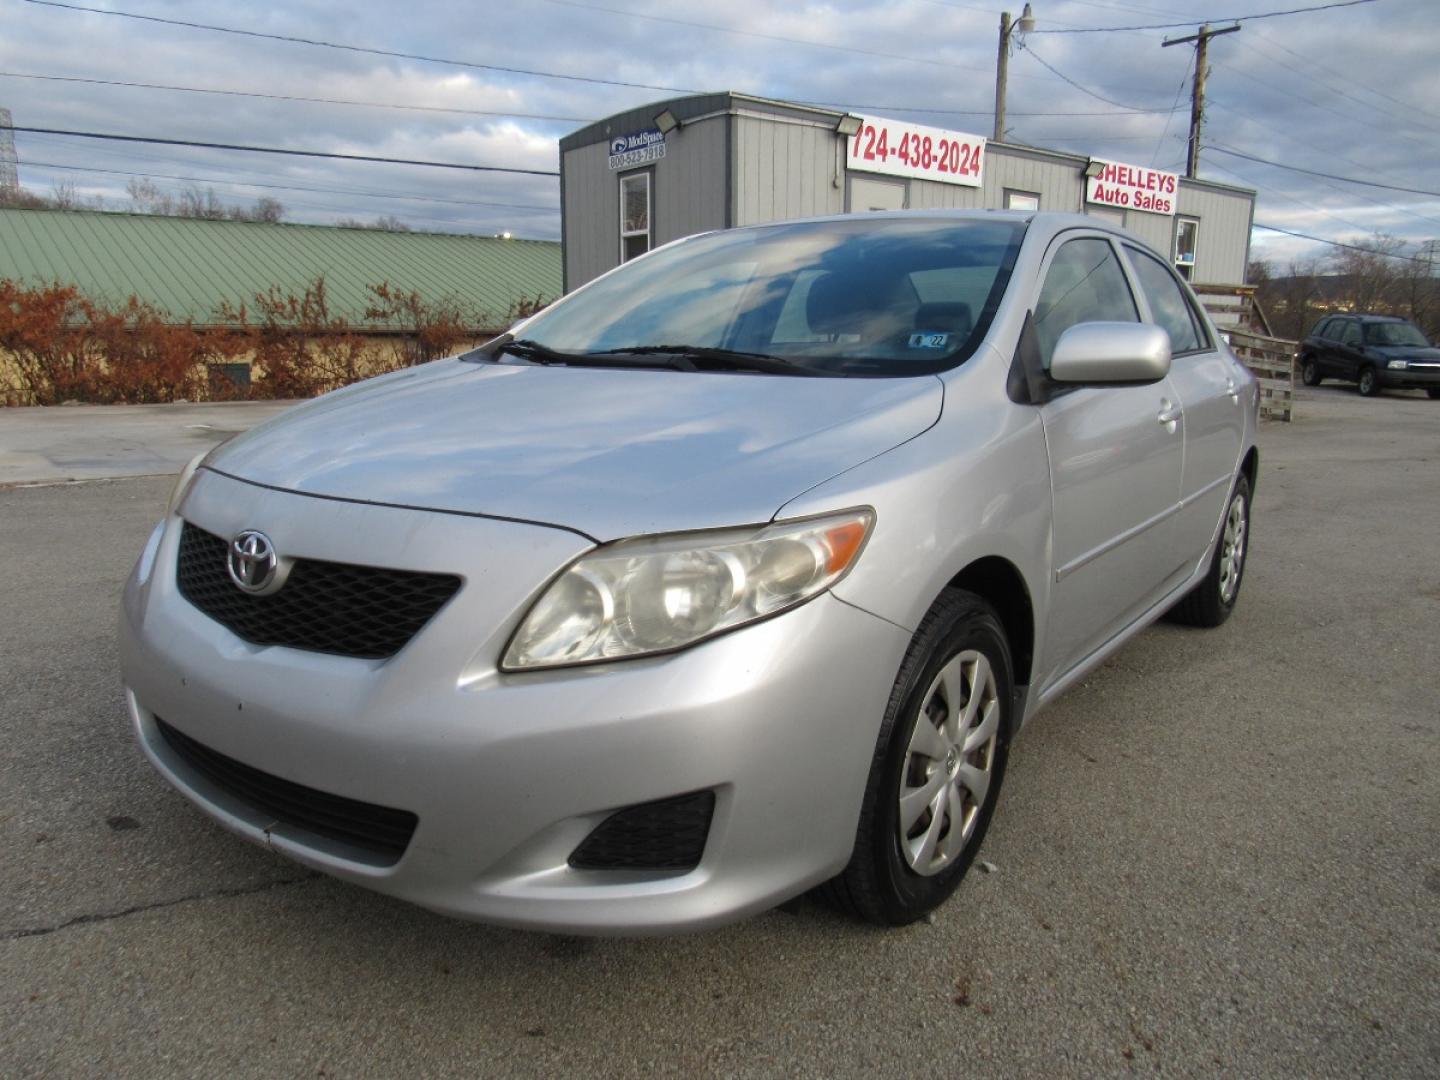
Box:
left=1387, top=359, right=1408, bottom=370
left=502, top=509, right=874, bottom=670
left=166, top=451, right=208, bottom=516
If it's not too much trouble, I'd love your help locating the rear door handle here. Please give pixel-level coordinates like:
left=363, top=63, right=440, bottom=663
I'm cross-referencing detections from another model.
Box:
left=1226, top=376, right=1240, bottom=402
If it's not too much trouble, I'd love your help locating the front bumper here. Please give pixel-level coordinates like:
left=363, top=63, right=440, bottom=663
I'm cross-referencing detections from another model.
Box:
left=1378, top=366, right=1440, bottom=390
left=120, top=471, right=910, bottom=934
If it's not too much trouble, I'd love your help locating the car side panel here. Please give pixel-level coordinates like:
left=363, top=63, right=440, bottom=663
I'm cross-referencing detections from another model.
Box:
left=774, top=347, right=1054, bottom=716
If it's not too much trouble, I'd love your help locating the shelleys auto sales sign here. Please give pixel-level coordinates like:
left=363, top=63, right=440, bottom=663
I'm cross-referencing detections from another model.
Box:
left=847, top=115, right=986, bottom=188
left=1086, top=159, right=1178, bottom=216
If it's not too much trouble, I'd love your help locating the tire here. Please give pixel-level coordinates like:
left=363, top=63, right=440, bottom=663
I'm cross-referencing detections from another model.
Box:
left=1357, top=366, right=1380, bottom=396
left=1300, top=357, right=1322, bottom=386
left=1427, top=388, right=1440, bottom=400
left=1170, top=474, right=1251, bottom=628
left=818, top=588, right=1012, bottom=926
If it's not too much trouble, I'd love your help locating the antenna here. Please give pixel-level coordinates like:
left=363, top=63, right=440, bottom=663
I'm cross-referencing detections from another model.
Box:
left=0, top=108, right=18, bottom=194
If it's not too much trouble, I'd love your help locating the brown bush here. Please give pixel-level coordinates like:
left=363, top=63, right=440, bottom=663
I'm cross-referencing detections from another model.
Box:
left=0, top=279, right=235, bottom=405
left=220, top=277, right=373, bottom=399
left=365, top=281, right=476, bottom=367
left=508, top=294, right=551, bottom=322
left=1, top=274, right=556, bottom=406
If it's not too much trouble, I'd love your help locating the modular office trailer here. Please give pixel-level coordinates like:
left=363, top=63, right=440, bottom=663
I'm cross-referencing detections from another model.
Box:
left=559, top=92, right=1256, bottom=293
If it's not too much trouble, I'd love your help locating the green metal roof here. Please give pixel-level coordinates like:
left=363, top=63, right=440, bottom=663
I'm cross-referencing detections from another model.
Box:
left=0, top=208, right=561, bottom=331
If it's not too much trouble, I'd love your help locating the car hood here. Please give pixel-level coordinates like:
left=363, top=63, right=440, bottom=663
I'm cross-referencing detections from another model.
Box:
left=1372, top=344, right=1440, bottom=361
left=206, top=358, right=943, bottom=540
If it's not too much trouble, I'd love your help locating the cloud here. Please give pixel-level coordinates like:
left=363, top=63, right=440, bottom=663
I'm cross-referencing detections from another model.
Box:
left=1, top=0, right=1434, bottom=265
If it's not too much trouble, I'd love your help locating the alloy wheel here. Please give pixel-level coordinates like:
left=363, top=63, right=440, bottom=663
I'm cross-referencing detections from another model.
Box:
left=1219, top=491, right=1247, bottom=604
left=898, top=650, right=1000, bottom=876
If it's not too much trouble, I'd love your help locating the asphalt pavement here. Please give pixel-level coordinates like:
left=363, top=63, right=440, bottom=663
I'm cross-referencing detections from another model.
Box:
left=0, top=400, right=294, bottom=485
left=1, top=385, right=1436, bottom=1076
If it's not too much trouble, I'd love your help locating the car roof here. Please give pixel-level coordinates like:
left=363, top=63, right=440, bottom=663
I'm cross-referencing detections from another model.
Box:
left=720, top=208, right=1151, bottom=251
left=1339, top=313, right=1410, bottom=323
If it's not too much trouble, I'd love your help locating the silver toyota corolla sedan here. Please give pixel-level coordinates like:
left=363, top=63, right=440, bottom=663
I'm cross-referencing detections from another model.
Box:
left=120, top=211, right=1258, bottom=933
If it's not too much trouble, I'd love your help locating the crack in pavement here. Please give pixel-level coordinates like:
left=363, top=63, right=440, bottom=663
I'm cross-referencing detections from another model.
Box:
left=1, top=873, right=321, bottom=942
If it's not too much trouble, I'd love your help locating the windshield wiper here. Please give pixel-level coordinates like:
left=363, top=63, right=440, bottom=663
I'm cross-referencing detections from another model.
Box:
left=492, top=338, right=580, bottom=365
left=593, top=345, right=826, bottom=377
left=490, top=338, right=702, bottom=372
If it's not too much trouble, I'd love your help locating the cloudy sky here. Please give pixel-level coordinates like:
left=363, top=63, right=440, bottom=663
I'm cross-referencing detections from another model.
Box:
left=2, top=0, right=1436, bottom=269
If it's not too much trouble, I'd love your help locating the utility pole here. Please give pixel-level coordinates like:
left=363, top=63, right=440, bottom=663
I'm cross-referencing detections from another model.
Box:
left=994, top=4, right=1036, bottom=143
left=1162, top=22, right=1239, bottom=178
left=0, top=108, right=18, bottom=196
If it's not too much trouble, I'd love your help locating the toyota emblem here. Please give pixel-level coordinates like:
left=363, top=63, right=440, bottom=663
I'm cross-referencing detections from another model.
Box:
left=227, top=530, right=278, bottom=593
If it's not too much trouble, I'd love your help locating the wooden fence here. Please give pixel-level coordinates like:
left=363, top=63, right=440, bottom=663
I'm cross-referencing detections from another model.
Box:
left=1195, top=283, right=1295, bottom=422
left=1226, top=328, right=1296, bottom=422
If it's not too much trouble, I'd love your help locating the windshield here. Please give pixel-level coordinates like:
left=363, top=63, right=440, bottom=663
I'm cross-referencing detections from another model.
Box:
left=513, top=218, right=1025, bottom=377
left=1363, top=321, right=1430, bottom=347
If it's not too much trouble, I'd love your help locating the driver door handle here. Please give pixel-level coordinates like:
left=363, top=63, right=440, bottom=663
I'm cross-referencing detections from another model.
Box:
left=1157, top=400, right=1183, bottom=426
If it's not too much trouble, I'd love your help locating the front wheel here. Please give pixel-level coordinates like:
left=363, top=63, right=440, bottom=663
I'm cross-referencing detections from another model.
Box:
left=1301, top=357, right=1322, bottom=386
left=818, top=589, right=1012, bottom=926
left=1358, top=366, right=1380, bottom=396
left=1170, top=474, right=1251, bottom=628
left=1427, top=388, right=1440, bottom=400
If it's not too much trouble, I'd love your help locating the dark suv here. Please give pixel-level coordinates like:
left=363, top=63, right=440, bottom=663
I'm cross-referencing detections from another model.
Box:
left=1299, top=314, right=1440, bottom=398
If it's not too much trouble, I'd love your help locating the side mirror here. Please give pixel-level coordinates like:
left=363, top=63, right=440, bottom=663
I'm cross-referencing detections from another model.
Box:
left=1049, top=322, right=1171, bottom=386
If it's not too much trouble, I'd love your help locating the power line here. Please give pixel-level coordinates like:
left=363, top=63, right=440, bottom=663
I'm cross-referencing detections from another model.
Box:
left=16, top=158, right=560, bottom=214
left=1253, top=222, right=1431, bottom=264
left=6, top=126, right=560, bottom=177
left=540, top=0, right=964, bottom=70
left=21, top=0, right=701, bottom=95
left=1210, top=60, right=1437, bottom=152
left=0, top=71, right=592, bottom=123
left=797, top=98, right=1181, bottom=117
left=1150, top=52, right=1193, bottom=166
left=1208, top=145, right=1440, bottom=198
left=1017, top=44, right=1172, bottom=112
left=0, top=69, right=1185, bottom=132
left=1239, top=30, right=1434, bottom=132
left=20, top=2, right=1179, bottom=122
left=1030, top=0, right=1379, bottom=33
left=1204, top=157, right=1380, bottom=236
left=1204, top=99, right=1440, bottom=230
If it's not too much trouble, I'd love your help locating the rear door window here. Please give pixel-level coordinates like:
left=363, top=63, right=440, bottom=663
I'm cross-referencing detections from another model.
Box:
left=1126, top=246, right=1208, bottom=354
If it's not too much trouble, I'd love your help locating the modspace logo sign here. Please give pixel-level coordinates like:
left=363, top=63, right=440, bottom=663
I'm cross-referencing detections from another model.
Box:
left=1085, top=159, right=1178, bottom=216
left=607, top=129, right=667, bottom=170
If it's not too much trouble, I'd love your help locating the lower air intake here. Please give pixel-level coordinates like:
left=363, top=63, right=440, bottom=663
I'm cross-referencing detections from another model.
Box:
left=568, top=790, right=716, bottom=872
left=155, top=717, right=418, bottom=865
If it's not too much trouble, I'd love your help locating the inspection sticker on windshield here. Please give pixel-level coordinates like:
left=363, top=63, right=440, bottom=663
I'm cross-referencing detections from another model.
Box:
left=908, top=332, right=950, bottom=349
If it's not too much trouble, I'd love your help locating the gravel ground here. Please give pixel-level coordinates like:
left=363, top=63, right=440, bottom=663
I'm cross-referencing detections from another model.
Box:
left=1, top=385, right=1436, bottom=1077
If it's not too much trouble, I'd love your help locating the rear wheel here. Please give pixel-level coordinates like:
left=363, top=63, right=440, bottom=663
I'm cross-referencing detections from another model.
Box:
left=1428, top=388, right=1440, bottom=400
left=818, top=589, right=1011, bottom=926
left=1358, top=366, right=1380, bottom=396
left=1301, top=357, right=1322, bottom=386
left=1170, top=475, right=1250, bottom=628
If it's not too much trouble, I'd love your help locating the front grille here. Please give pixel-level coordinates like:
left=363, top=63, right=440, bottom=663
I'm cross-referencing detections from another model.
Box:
left=176, top=522, right=461, bottom=660
left=569, top=791, right=716, bottom=872
left=155, top=718, right=418, bottom=863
